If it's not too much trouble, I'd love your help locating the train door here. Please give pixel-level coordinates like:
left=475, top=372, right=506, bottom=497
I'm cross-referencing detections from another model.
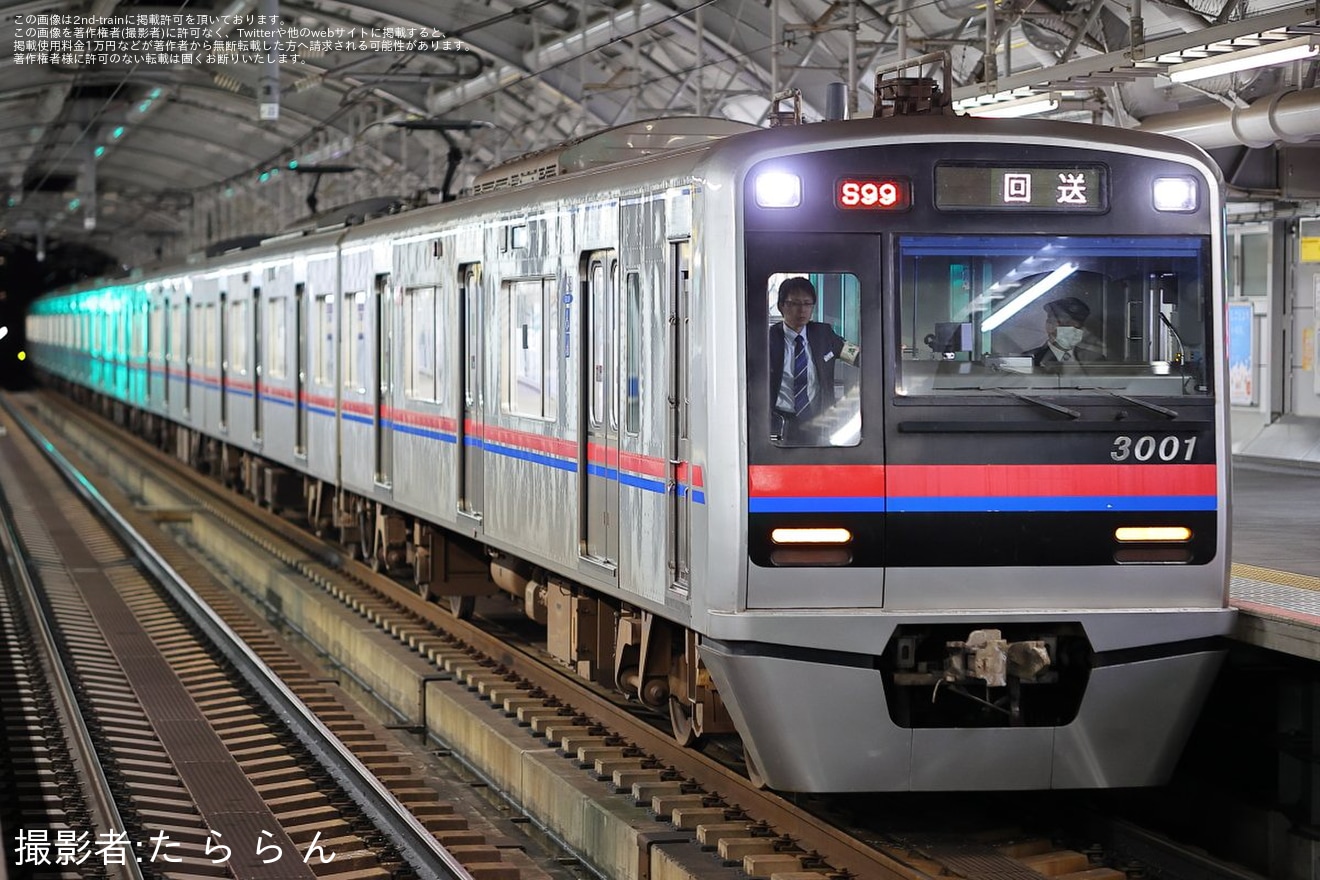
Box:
left=667, top=242, right=692, bottom=592
left=580, top=251, right=619, bottom=566
left=219, top=291, right=228, bottom=427
left=253, top=286, right=262, bottom=441
left=295, top=283, right=307, bottom=455
left=457, top=263, right=484, bottom=520
left=374, top=273, right=393, bottom=486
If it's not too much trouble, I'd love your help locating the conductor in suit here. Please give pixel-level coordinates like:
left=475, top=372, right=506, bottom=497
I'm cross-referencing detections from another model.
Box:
left=768, top=276, right=860, bottom=443
left=1024, top=295, right=1101, bottom=368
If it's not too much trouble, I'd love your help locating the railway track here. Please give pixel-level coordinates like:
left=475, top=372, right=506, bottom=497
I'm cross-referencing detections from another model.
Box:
left=5, top=389, right=1265, bottom=880
left=0, top=432, right=134, bottom=880
left=0, top=396, right=546, bottom=880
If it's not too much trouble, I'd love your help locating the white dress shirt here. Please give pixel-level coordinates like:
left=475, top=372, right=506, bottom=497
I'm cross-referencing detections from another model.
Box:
left=777, top=323, right=819, bottom=412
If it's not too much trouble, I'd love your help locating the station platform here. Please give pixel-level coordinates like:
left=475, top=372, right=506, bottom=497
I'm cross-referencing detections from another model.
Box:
left=1227, top=460, right=1320, bottom=661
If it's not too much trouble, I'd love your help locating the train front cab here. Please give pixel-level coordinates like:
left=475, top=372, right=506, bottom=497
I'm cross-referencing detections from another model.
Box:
left=698, top=120, right=1238, bottom=792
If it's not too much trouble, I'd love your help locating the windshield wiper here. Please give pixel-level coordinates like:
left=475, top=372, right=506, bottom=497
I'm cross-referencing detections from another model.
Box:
left=995, top=389, right=1080, bottom=419
left=1073, top=387, right=1179, bottom=419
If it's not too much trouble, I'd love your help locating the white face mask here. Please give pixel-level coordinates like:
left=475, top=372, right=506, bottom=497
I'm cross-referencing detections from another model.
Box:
left=1053, top=325, right=1084, bottom=350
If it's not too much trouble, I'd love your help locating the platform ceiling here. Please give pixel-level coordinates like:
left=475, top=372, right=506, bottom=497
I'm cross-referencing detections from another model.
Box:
left=0, top=0, right=1317, bottom=268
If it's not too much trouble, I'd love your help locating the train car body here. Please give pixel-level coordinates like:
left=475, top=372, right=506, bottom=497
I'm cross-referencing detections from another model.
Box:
left=28, top=109, right=1235, bottom=792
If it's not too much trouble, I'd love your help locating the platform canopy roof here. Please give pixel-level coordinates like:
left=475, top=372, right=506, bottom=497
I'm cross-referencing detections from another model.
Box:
left=0, top=0, right=1316, bottom=267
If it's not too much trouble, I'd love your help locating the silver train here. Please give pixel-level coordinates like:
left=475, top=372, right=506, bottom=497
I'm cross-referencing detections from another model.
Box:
left=28, top=101, right=1236, bottom=792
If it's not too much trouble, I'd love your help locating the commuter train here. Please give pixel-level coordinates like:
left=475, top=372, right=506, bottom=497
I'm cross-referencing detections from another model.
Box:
left=27, top=86, right=1236, bottom=791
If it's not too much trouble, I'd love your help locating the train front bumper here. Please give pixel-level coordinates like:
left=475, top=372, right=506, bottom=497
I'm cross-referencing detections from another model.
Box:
left=700, top=622, right=1232, bottom=792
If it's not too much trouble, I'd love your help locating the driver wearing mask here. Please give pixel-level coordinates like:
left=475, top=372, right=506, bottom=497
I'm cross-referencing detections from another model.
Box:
left=1025, top=296, right=1100, bottom=367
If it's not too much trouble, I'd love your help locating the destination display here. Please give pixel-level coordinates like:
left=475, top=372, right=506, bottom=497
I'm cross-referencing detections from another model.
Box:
left=935, top=164, right=1107, bottom=212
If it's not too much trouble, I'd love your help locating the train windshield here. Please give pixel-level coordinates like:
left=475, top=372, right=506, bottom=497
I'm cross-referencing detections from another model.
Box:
left=896, top=235, right=1213, bottom=399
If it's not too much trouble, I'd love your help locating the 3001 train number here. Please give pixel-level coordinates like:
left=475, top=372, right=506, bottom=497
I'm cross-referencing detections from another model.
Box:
left=1110, top=435, right=1198, bottom=462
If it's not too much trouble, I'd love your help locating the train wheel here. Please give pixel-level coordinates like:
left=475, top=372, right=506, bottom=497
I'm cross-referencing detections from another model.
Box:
left=668, top=697, right=700, bottom=747
left=358, top=506, right=380, bottom=571
left=447, top=595, right=475, bottom=619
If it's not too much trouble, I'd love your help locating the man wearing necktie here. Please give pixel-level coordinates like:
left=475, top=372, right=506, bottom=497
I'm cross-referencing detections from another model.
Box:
left=767, top=277, right=859, bottom=443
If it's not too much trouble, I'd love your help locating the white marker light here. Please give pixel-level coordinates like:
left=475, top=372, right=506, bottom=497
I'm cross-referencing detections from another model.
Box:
left=755, top=171, right=802, bottom=208
left=1115, top=526, right=1192, bottom=542
left=1153, top=177, right=1198, bottom=212
left=771, top=527, right=852, bottom=545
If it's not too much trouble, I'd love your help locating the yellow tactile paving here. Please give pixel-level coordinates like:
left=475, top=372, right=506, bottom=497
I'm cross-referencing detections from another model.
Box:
left=1232, top=562, right=1320, bottom=593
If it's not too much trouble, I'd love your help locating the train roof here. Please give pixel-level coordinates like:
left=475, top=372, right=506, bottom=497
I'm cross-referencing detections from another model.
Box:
left=470, top=116, right=760, bottom=193
left=31, top=112, right=1222, bottom=304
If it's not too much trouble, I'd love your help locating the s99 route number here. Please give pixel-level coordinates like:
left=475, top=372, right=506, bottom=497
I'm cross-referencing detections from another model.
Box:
left=1110, top=435, right=1198, bottom=462
left=836, top=177, right=909, bottom=211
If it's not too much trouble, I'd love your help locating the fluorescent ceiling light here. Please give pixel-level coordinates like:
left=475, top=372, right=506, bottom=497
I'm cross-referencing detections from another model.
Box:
left=952, top=87, right=1034, bottom=112
left=1168, top=36, right=1318, bottom=83
left=982, top=263, right=1078, bottom=331
left=964, top=94, right=1060, bottom=118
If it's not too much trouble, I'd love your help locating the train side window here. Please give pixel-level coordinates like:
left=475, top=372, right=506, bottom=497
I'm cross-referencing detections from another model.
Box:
left=505, top=278, right=556, bottom=420
left=585, top=255, right=620, bottom=431
left=588, top=259, right=608, bottom=428
left=314, top=293, right=334, bottom=386
left=625, top=272, right=641, bottom=435
left=344, top=291, right=367, bottom=393
left=765, top=271, right=862, bottom=447
left=229, top=297, right=248, bottom=375
left=132, top=303, right=145, bottom=361
left=169, top=301, right=183, bottom=365
left=201, top=303, right=217, bottom=370
left=405, top=286, right=440, bottom=403
left=150, top=303, right=164, bottom=362
left=266, top=297, right=287, bottom=379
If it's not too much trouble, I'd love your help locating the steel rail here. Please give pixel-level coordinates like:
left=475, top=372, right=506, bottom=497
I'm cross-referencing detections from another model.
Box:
left=1, top=396, right=477, bottom=880
left=0, top=411, right=146, bottom=880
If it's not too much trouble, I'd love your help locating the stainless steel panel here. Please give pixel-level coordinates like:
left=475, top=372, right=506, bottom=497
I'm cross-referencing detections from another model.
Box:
left=699, top=639, right=913, bottom=792
left=1052, top=651, right=1225, bottom=787
left=910, top=727, right=1054, bottom=790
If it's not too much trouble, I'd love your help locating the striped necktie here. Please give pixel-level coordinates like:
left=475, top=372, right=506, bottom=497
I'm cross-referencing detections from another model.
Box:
left=792, top=334, right=809, bottom=416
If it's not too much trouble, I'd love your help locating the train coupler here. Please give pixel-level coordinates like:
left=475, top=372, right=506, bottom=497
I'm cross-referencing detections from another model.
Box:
left=946, top=629, right=1052, bottom=687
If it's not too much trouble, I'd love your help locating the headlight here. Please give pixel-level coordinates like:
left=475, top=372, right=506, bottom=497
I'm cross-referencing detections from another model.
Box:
left=755, top=171, right=801, bottom=208
left=1153, top=177, right=1198, bottom=212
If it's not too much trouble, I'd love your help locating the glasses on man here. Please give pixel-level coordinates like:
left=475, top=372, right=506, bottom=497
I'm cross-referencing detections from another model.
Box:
left=781, top=299, right=815, bottom=309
